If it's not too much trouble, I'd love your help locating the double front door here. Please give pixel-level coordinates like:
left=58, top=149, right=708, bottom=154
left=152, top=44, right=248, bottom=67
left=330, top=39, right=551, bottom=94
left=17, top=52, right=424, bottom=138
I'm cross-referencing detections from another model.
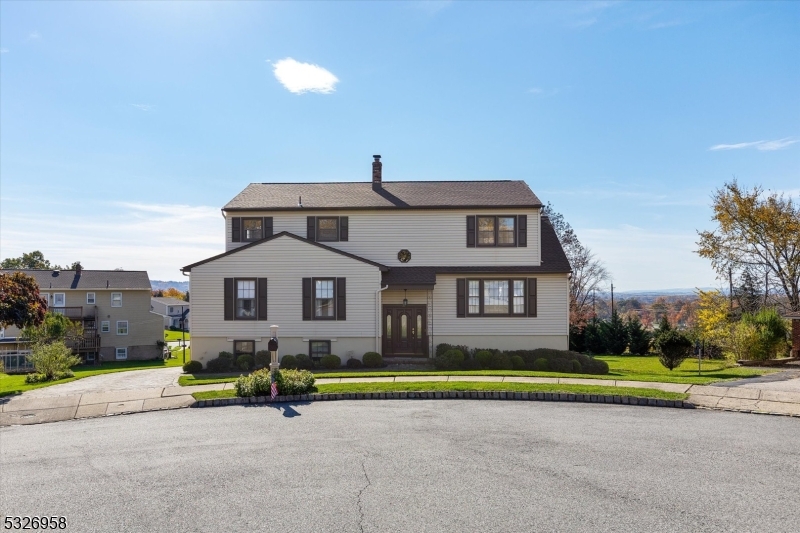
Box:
left=383, top=305, right=428, bottom=357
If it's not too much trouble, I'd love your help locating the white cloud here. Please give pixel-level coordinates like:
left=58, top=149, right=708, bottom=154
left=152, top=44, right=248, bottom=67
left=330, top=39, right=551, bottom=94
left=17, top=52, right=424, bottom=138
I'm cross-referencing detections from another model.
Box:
left=28, top=31, right=40, bottom=40
left=0, top=48, right=8, bottom=54
left=272, top=58, right=339, bottom=95
left=130, top=104, right=154, bottom=111
left=709, top=137, right=797, bottom=151
left=757, top=138, right=798, bottom=151
left=0, top=201, right=224, bottom=280
left=528, top=87, right=544, bottom=95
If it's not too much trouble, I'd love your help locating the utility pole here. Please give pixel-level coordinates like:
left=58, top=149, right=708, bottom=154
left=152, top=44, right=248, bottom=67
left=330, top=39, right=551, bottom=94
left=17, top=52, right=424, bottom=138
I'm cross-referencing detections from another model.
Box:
left=181, top=305, right=186, bottom=365
left=764, top=271, right=769, bottom=308
left=728, top=266, right=733, bottom=312
left=610, top=283, right=615, bottom=317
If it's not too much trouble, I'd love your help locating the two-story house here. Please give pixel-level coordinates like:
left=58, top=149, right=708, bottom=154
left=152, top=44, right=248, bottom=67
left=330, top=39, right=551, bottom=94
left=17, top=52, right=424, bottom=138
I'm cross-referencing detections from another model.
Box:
left=182, top=156, right=571, bottom=367
left=151, top=297, right=190, bottom=331
left=0, top=267, right=165, bottom=367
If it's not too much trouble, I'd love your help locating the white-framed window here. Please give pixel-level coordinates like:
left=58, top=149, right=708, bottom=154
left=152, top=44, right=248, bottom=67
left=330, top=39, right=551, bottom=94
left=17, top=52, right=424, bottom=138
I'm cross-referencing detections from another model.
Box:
left=168, top=306, right=174, bottom=314
left=100, top=321, right=110, bottom=333
left=115, top=347, right=128, bottom=360
left=116, top=320, right=129, bottom=335
left=111, top=293, right=122, bottom=307
left=466, top=279, right=527, bottom=317
left=314, top=279, right=335, bottom=319
left=53, top=293, right=66, bottom=307
left=236, top=280, right=256, bottom=319
left=87, top=292, right=96, bottom=305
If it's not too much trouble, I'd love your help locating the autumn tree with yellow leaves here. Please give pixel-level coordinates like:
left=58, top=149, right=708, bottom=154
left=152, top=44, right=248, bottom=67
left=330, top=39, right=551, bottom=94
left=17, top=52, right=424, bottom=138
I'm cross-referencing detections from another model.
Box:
left=696, top=181, right=800, bottom=312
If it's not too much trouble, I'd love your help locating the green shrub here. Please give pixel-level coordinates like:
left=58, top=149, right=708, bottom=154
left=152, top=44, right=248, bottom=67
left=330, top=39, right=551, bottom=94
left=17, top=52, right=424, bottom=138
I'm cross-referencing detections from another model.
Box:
left=295, top=354, right=313, bottom=370
left=236, top=354, right=254, bottom=371
left=206, top=356, right=233, bottom=373
left=319, top=354, right=342, bottom=369
left=218, top=351, right=234, bottom=361
left=532, top=358, right=549, bottom=371
left=489, top=353, right=513, bottom=370
left=571, top=360, right=582, bottom=373
left=435, top=343, right=470, bottom=357
left=461, top=357, right=480, bottom=370
left=346, top=358, right=363, bottom=369
left=550, top=358, right=572, bottom=373
left=510, top=348, right=609, bottom=375
left=255, top=350, right=271, bottom=369
left=474, top=350, right=493, bottom=368
left=277, top=369, right=316, bottom=395
left=235, top=368, right=316, bottom=397
left=25, top=370, right=72, bottom=383
left=434, top=348, right=464, bottom=370
left=362, top=352, right=384, bottom=368
left=280, top=354, right=297, bottom=369
left=27, top=341, right=82, bottom=381
left=654, top=329, right=693, bottom=370
left=511, top=355, right=526, bottom=370
left=741, top=308, right=791, bottom=360
left=626, top=316, right=652, bottom=355
left=182, top=360, right=202, bottom=373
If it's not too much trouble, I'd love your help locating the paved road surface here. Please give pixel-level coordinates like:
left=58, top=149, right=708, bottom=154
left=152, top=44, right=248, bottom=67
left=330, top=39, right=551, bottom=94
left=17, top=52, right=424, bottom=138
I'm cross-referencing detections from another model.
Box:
left=20, top=367, right=182, bottom=398
left=2, top=401, right=798, bottom=532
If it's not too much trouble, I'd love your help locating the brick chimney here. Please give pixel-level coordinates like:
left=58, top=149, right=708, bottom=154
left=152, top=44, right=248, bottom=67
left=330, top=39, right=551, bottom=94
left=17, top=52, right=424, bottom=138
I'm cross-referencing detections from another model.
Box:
left=372, top=155, right=382, bottom=189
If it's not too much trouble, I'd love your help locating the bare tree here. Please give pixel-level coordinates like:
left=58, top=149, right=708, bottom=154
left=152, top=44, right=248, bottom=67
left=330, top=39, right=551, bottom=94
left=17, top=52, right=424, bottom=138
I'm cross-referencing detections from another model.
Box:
left=542, top=203, right=611, bottom=325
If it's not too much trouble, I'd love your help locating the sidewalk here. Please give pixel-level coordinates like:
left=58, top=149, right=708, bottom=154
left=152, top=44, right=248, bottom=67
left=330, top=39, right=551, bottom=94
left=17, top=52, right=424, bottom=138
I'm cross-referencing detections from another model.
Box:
left=2, top=375, right=799, bottom=426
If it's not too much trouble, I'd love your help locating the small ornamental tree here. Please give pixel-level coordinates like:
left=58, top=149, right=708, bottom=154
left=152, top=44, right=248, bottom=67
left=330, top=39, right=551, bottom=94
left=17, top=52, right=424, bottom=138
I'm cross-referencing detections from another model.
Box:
left=0, top=272, right=47, bottom=329
left=583, top=319, right=606, bottom=354
left=27, top=341, right=82, bottom=381
left=626, top=315, right=651, bottom=355
left=601, top=310, right=628, bottom=355
left=654, top=330, right=693, bottom=371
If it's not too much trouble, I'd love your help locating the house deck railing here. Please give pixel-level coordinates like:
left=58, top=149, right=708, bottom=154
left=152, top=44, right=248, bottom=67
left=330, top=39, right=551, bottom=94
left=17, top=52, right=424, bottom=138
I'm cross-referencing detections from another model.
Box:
left=50, top=306, right=95, bottom=319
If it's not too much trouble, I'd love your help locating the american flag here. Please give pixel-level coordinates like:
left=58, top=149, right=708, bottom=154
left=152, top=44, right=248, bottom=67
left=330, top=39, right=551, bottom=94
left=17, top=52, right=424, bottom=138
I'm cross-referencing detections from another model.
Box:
left=271, top=377, right=278, bottom=400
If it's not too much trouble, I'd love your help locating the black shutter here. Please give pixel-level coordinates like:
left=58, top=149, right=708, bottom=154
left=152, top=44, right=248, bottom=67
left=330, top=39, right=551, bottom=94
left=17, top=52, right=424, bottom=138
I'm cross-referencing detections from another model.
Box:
left=224, top=278, right=234, bottom=320
left=518, top=215, right=527, bottom=247
left=527, top=278, right=537, bottom=317
left=336, top=278, right=346, bottom=320
left=339, top=216, right=349, bottom=241
left=302, top=278, right=312, bottom=320
left=456, top=278, right=466, bottom=317
left=307, top=216, right=316, bottom=241
left=466, top=216, right=476, bottom=247
left=231, top=218, right=241, bottom=243
left=263, top=217, right=273, bottom=238
left=257, top=278, right=268, bottom=320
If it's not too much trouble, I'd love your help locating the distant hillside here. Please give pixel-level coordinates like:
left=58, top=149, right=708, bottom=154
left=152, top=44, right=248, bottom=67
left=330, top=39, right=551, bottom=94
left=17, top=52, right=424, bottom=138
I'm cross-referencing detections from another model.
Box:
left=151, top=280, right=189, bottom=292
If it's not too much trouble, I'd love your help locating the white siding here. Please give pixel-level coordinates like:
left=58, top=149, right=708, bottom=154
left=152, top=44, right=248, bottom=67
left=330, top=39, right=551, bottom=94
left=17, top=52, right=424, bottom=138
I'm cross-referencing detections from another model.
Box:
left=430, top=274, right=569, bottom=336
left=225, top=208, right=541, bottom=267
left=190, top=235, right=382, bottom=339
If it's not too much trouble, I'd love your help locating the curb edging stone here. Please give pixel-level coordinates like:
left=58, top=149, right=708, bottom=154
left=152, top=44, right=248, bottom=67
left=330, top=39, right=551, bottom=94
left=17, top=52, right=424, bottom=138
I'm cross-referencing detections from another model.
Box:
left=191, top=391, right=694, bottom=410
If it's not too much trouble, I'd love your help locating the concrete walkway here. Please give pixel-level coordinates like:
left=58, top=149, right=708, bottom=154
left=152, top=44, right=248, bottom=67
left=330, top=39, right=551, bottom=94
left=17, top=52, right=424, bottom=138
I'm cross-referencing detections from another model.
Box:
left=2, top=373, right=799, bottom=426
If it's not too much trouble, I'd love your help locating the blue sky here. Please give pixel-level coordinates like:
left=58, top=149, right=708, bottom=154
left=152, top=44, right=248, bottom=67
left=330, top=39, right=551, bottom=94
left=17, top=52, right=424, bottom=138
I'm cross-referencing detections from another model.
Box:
left=1, top=1, right=798, bottom=289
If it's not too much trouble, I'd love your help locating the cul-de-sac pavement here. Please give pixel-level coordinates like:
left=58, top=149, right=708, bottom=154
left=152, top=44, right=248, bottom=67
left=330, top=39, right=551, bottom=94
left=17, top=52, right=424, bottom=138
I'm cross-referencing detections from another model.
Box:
left=2, top=394, right=800, bottom=533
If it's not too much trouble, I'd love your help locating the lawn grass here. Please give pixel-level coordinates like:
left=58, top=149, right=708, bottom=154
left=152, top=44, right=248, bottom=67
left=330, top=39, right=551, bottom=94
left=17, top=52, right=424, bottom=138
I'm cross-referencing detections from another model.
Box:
left=164, top=331, right=191, bottom=342
left=192, top=381, right=688, bottom=402
left=178, top=355, right=771, bottom=387
left=0, top=354, right=188, bottom=397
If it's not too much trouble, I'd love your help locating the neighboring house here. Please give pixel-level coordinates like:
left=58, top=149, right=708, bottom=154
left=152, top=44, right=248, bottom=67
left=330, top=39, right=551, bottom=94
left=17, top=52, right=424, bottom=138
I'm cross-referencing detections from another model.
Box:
left=0, top=267, right=164, bottom=369
left=182, top=155, right=571, bottom=367
left=151, top=297, right=190, bottom=330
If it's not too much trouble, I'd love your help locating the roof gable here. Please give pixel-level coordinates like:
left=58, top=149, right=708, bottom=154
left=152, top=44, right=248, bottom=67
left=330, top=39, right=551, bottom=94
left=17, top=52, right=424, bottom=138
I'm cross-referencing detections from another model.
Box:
left=182, top=231, right=388, bottom=272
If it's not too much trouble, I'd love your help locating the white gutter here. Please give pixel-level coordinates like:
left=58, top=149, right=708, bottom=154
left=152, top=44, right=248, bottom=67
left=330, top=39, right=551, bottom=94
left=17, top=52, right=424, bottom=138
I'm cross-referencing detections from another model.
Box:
left=375, top=284, right=389, bottom=353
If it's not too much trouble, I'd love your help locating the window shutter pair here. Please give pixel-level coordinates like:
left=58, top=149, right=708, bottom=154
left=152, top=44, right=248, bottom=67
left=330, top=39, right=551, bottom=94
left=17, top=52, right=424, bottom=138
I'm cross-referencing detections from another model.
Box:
left=223, top=278, right=268, bottom=320
left=466, top=215, right=527, bottom=247
left=455, top=277, right=537, bottom=318
left=306, top=216, right=349, bottom=241
left=231, top=217, right=273, bottom=243
left=302, top=277, right=346, bottom=320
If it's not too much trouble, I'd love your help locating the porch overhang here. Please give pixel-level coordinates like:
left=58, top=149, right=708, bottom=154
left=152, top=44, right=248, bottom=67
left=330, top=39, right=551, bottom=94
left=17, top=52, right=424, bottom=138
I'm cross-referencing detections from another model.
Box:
left=381, top=268, right=436, bottom=290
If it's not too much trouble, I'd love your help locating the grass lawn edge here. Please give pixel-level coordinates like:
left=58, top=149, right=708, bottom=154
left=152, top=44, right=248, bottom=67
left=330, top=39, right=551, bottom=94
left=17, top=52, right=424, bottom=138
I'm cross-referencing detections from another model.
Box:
left=192, top=381, right=688, bottom=402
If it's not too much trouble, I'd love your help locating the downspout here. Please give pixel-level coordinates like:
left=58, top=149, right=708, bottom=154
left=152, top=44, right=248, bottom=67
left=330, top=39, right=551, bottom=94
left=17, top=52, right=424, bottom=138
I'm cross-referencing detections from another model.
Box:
left=375, top=284, right=389, bottom=354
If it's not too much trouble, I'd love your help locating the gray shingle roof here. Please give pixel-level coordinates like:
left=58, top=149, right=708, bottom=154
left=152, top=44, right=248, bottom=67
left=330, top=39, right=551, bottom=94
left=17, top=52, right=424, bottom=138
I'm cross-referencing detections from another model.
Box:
left=223, top=181, right=542, bottom=211
left=0, top=269, right=152, bottom=290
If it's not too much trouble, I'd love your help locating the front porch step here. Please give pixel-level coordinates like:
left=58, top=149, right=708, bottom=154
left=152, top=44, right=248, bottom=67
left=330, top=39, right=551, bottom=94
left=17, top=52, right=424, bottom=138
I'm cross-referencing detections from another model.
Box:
left=384, top=357, right=433, bottom=367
